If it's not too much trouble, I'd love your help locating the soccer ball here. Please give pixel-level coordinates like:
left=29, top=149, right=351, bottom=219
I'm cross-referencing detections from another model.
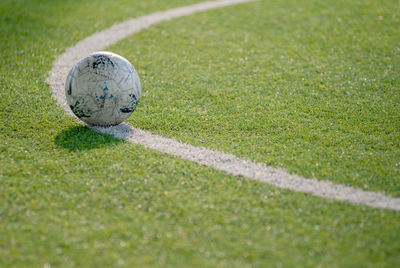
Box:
left=65, top=51, right=141, bottom=126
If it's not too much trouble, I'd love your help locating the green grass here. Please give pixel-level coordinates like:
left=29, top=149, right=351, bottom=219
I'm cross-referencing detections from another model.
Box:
left=118, top=0, right=400, bottom=196
left=1, top=0, right=400, bottom=267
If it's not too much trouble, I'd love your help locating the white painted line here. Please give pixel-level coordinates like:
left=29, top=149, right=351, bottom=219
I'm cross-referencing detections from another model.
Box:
left=47, top=0, right=400, bottom=211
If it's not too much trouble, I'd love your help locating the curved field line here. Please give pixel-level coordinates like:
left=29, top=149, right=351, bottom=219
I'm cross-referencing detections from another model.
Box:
left=47, top=0, right=400, bottom=211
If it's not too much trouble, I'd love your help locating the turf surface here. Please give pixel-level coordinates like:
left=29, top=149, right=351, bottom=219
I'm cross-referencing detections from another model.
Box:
left=1, top=0, right=400, bottom=267
left=118, top=0, right=400, bottom=196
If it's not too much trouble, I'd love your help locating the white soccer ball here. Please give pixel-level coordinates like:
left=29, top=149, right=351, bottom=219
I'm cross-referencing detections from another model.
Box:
left=65, top=51, right=141, bottom=126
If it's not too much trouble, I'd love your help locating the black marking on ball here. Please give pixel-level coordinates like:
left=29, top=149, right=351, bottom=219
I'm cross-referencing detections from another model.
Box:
left=67, top=78, right=72, bottom=95
left=120, top=94, right=139, bottom=113
left=120, top=107, right=133, bottom=113
left=92, top=55, right=115, bottom=79
left=70, top=100, right=91, bottom=118
left=92, top=55, right=114, bottom=68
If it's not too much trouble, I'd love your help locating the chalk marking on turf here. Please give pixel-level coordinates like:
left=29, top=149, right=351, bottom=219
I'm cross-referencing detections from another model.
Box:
left=47, top=0, right=400, bottom=212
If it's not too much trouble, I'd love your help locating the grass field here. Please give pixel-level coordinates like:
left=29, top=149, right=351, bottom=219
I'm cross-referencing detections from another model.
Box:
left=1, top=0, right=400, bottom=267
